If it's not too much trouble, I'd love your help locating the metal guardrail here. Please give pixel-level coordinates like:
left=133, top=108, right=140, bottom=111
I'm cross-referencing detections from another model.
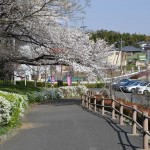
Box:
left=104, top=69, right=146, bottom=83
left=81, top=91, right=150, bottom=150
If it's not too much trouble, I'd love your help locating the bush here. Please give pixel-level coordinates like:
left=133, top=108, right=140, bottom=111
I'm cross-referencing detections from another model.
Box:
left=0, top=96, right=11, bottom=126
left=15, top=80, right=104, bottom=88
left=0, top=91, right=28, bottom=127
left=82, top=83, right=105, bottom=88
left=26, top=85, right=88, bottom=102
left=59, top=85, right=88, bottom=98
left=0, top=84, right=42, bottom=94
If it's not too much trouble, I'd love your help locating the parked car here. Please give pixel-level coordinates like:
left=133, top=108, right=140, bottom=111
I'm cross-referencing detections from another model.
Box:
left=120, top=80, right=140, bottom=92
left=111, top=79, right=130, bottom=91
left=122, top=81, right=141, bottom=93
left=136, top=81, right=150, bottom=95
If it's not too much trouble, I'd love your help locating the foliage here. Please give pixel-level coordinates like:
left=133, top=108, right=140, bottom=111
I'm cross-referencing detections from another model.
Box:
left=90, top=29, right=150, bottom=48
left=0, top=96, right=11, bottom=126
left=0, top=84, right=42, bottom=94
left=82, top=83, right=105, bottom=88
left=0, top=91, right=28, bottom=127
left=59, top=85, right=88, bottom=98
left=3, top=81, right=104, bottom=89
left=27, top=85, right=88, bottom=102
left=26, top=89, right=63, bottom=102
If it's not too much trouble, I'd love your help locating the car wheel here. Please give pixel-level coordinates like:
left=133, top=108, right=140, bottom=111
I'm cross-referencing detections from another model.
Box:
left=143, top=90, right=148, bottom=95
left=131, top=88, right=135, bottom=94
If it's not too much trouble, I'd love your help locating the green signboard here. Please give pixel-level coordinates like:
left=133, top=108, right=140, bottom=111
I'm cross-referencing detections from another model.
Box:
left=138, top=54, right=146, bottom=60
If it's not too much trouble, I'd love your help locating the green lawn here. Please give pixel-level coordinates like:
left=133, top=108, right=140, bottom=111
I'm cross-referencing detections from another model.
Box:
left=0, top=84, right=42, bottom=95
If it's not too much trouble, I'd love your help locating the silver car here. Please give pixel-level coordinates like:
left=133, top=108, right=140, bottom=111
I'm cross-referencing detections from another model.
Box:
left=123, top=81, right=141, bottom=93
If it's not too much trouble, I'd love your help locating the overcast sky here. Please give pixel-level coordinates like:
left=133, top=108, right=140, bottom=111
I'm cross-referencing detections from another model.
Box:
left=76, top=0, right=150, bottom=35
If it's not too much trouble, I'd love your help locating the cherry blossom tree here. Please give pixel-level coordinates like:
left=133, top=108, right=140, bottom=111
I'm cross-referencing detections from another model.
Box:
left=0, top=0, right=90, bottom=45
left=17, top=25, right=114, bottom=82
left=0, top=0, right=115, bottom=84
left=0, top=0, right=90, bottom=81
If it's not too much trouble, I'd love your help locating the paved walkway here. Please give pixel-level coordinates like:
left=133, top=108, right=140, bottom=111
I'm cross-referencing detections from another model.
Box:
left=0, top=99, right=143, bottom=150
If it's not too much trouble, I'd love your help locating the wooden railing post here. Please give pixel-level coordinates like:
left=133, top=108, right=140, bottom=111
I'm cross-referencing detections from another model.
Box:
left=86, top=95, right=88, bottom=108
left=90, top=91, right=93, bottom=96
left=94, top=97, right=96, bottom=112
left=102, top=97, right=105, bottom=115
left=119, top=102, right=124, bottom=125
left=88, top=96, right=91, bottom=110
left=87, top=91, right=89, bottom=96
left=81, top=95, right=84, bottom=106
left=112, top=99, right=115, bottom=119
left=83, top=95, right=86, bottom=107
left=132, top=105, right=137, bottom=135
left=143, top=112, right=149, bottom=150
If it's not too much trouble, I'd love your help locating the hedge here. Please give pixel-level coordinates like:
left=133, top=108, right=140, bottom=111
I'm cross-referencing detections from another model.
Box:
left=15, top=80, right=104, bottom=88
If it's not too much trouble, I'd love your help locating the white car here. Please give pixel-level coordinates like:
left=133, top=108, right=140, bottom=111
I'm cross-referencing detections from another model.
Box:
left=136, top=81, right=150, bottom=95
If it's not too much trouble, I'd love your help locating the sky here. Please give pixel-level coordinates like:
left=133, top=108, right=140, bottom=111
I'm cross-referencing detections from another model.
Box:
left=77, top=0, right=150, bottom=35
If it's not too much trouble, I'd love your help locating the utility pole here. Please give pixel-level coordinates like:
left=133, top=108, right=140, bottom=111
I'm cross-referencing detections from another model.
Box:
left=120, top=38, right=123, bottom=74
left=80, top=17, right=87, bottom=31
left=144, top=42, right=150, bottom=81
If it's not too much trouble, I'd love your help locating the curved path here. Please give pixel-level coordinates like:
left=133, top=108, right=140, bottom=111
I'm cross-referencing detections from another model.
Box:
left=0, top=99, right=142, bottom=150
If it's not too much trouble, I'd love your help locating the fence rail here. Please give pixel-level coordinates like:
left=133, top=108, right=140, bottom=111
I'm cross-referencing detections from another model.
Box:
left=81, top=91, right=150, bottom=150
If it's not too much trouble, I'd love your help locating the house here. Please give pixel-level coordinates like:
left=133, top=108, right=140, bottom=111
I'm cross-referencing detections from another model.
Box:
left=144, top=44, right=150, bottom=61
left=122, top=46, right=143, bottom=55
left=108, top=50, right=127, bottom=67
left=121, top=46, right=146, bottom=67
left=108, top=46, right=144, bottom=67
left=144, top=44, right=150, bottom=50
left=137, top=41, right=147, bottom=49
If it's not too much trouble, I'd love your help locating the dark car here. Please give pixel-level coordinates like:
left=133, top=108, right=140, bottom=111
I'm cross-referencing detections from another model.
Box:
left=111, top=79, right=130, bottom=91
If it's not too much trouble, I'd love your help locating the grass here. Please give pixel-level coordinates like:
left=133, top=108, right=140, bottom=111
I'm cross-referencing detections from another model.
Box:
left=0, top=126, right=10, bottom=136
left=0, top=84, right=42, bottom=95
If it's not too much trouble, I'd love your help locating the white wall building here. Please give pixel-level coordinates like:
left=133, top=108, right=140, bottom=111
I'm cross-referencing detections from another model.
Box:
left=108, top=51, right=127, bottom=67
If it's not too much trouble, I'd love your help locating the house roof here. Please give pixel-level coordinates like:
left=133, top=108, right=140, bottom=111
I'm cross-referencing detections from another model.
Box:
left=122, top=46, right=143, bottom=52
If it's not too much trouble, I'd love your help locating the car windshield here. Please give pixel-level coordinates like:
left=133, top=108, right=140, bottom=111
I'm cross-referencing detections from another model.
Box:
left=118, top=79, right=129, bottom=84
left=119, top=80, right=134, bottom=86
left=127, top=81, right=137, bottom=85
left=139, top=81, right=149, bottom=86
left=119, top=81, right=129, bottom=86
left=131, top=81, right=140, bottom=86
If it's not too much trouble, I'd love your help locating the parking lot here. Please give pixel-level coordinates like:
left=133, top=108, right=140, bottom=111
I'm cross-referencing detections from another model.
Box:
left=90, top=88, right=150, bottom=106
left=111, top=79, right=150, bottom=95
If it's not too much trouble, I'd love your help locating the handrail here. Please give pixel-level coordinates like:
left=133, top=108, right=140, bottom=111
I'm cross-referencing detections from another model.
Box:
left=81, top=92, right=150, bottom=150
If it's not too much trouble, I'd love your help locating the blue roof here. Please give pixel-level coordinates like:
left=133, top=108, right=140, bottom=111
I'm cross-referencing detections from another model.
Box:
left=122, top=46, right=143, bottom=52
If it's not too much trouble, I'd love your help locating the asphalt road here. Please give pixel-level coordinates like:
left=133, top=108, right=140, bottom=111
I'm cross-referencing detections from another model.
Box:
left=0, top=100, right=142, bottom=150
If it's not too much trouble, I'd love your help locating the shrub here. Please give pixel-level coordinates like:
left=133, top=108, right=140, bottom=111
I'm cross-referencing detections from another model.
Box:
left=0, top=91, right=28, bottom=127
left=59, top=85, right=88, bottom=98
left=0, top=96, right=11, bottom=126
left=15, top=80, right=104, bottom=88
left=82, top=83, right=105, bottom=88
left=26, top=85, right=88, bottom=102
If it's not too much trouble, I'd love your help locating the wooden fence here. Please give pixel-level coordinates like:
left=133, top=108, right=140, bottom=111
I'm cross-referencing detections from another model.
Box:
left=81, top=91, right=150, bottom=150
